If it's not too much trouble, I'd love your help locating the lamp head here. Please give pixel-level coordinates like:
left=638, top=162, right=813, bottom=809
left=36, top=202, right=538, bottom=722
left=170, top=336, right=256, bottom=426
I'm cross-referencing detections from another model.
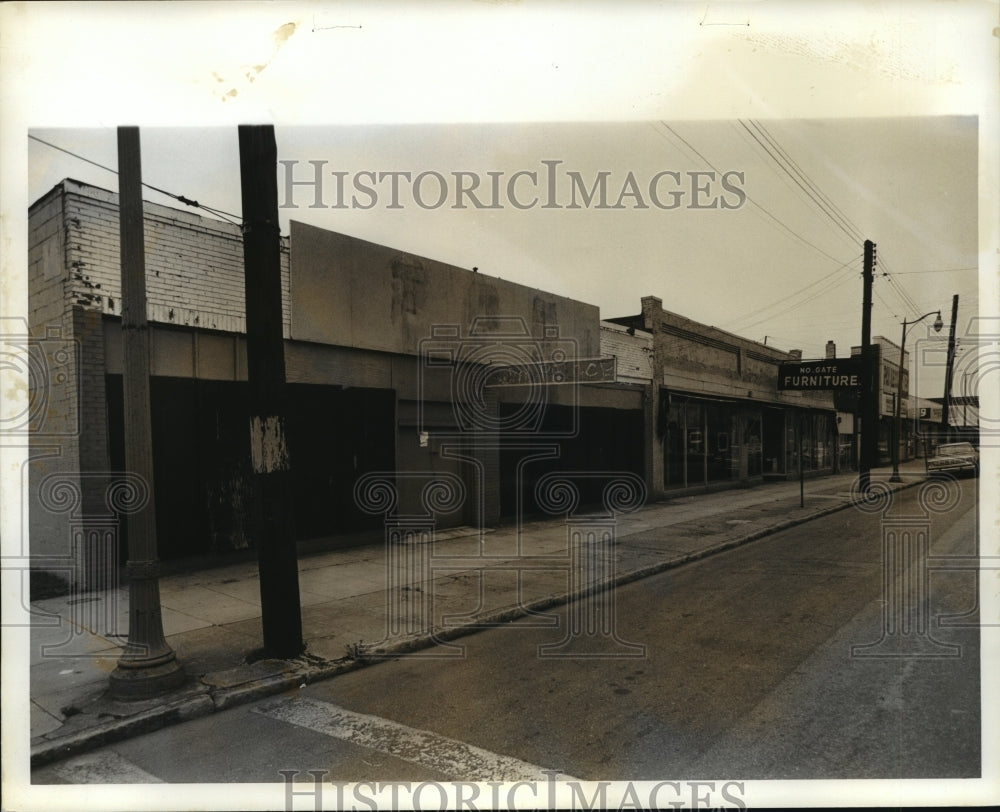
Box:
left=933, top=312, right=943, bottom=333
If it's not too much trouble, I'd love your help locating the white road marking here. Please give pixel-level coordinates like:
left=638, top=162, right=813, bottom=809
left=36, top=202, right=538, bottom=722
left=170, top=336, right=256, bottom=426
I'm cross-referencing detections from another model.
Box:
left=52, top=750, right=164, bottom=784
left=253, top=696, right=578, bottom=782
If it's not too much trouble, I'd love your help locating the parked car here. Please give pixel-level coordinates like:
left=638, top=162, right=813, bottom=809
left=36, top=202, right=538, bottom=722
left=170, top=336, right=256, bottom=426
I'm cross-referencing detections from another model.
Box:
left=927, top=442, right=979, bottom=477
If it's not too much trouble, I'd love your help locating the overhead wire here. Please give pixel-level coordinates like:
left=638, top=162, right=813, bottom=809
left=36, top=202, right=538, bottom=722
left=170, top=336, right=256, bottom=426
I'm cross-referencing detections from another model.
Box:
left=745, top=121, right=974, bottom=315
left=729, top=264, right=859, bottom=335
left=654, top=122, right=855, bottom=268
left=735, top=120, right=950, bottom=332
left=657, top=122, right=883, bottom=343
left=737, top=120, right=862, bottom=250
left=724, top=253, right=862, bottom=334
left=872, top=287, right=901, bottom=322
left=747, top=120, right=868, bottom=247
left=649, top=121, right=962, bottom=361
left=890, top=267, right=977, bottom=274
left=29, top=133, right=243, bottom=227
left=650, top=120, right=878, bottom=354
left=878, top=256, right=926, bottom=316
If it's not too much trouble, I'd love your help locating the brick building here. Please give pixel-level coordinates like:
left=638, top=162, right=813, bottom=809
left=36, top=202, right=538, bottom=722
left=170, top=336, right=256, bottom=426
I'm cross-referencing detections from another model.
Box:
left=27, top=179, right=646, bottom=583
left=606, top=296, right=839, bottom=495
left=28, top=179, right=289, bottom=581
left=28, top=179, right=843, bottom=586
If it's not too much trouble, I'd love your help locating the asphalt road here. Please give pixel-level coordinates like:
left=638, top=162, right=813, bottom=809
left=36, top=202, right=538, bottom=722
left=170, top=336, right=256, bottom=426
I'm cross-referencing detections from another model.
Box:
left=33, top=476, right=981, bottom=787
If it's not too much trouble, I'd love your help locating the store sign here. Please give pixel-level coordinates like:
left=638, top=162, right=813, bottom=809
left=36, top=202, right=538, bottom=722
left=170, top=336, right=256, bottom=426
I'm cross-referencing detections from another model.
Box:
left=486, top=357, right=617, bottom=387
left=882, top=393, right=908, bottom=418
left=778, top=358, right=863, bottom=391
left=918, top=405, right=943, bottom=422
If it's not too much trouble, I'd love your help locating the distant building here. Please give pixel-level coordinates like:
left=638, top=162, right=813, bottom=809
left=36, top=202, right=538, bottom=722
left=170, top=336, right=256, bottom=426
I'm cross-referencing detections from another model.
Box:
left=607, top=297, right=838, bottom=495
left=850, top=337, right=909, bottom=466
left=921, top=395, right=980, bottom=448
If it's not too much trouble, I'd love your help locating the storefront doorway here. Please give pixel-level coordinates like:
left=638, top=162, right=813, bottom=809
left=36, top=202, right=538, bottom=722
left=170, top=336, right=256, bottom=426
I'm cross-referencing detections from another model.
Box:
left=762, top=408, right=786, bottom=476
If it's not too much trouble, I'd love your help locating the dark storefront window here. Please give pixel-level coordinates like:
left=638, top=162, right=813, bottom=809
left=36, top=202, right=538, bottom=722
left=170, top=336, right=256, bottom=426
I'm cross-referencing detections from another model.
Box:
left=663, top=396, right=829, bottom=488
left=786, top=421, right=799, bottom=474
left=706, top=403, right=736, bottom=482
left=747, top=414, right=763, bottom=477
left=812, top=414, right=832, bottom=470
left=664, top=398, right=761, bottom=488
left=763, top=409, right=785, bottom=474
left=664, top=402, right=685, bottom=488
left=785, top=412, right=836, bottom=473
left=685, top=402, right=705, bottom=485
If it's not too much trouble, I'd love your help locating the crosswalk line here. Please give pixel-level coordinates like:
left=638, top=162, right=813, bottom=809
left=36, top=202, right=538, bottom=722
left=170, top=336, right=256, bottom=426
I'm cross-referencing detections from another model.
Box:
left=52, top=750, right=164, bottom=784
left=253, top=696, right=578, bottom=782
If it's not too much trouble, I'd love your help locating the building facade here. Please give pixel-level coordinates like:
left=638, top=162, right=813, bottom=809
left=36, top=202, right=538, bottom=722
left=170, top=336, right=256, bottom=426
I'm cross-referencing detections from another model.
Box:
left=849, top=336, right=908, bottom=466
left=28, top=179, right=646, bottom=582
left=28, top=179, right=848, bottom=587
left=607, top=296, right=839, bottom=498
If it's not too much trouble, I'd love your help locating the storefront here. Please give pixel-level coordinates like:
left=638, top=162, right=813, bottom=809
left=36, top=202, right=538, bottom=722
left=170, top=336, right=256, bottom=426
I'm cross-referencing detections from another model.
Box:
left=661, top=394, right=835, bottom=490
left=608, top=296, right=840, bottom=497
left=662, top=395, right=754, bottom=488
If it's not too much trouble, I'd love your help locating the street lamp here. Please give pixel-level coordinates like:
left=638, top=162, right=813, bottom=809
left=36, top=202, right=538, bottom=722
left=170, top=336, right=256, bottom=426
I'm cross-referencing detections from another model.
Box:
left=890, top=309, right=944, bottom=482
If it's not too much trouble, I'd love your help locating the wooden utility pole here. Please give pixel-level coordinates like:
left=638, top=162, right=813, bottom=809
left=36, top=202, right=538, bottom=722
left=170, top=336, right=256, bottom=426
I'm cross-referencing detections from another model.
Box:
left=239, top=125, right=304, bottom=658
left=798, top=413, right=805, bottom=508
left=941, top=294, right=959, bottom=441
left=858, top=239, right=877, bottom=493
left=109, top=126, right=185, bottom=699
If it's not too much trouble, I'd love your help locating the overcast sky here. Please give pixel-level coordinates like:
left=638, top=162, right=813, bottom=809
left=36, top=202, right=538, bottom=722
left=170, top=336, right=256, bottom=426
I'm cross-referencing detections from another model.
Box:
left=28, top=116, right=977, bottom=396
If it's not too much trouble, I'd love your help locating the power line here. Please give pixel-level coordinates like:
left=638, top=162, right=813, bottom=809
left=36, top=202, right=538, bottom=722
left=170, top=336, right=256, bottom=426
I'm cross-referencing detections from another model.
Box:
left=654, top=122, right=855, bottom=268
left=730, top=265, right=859, bottom=335
left=873, top=286, right=901, bottom=321
left=879, top=259, right=924, bottom=316
left=723, top=253, right=862, bottom=333
left=882, top=254, right=920, bottom=320
left=737, top=120, right=862, bottom=250
left=877, top=273, right=916, bottom=318
left=29, top=133, right=243, bottom=226
left=748, top=120, right=867, bottom=247
left=731, top=119, right=949, bottom=330
left=734, top=120, right=938, bottom=333
left=890, top=267, right=977, bottom=274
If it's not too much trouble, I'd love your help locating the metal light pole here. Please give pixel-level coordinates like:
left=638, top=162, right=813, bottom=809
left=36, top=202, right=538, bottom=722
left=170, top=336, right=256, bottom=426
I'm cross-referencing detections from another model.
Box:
left=890, top=309, right=943, bottom=483
left=109, top=126, right=185, bottom=699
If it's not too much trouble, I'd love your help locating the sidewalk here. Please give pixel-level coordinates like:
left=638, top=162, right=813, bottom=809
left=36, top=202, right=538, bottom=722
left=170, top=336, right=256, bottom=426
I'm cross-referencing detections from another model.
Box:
left=27, top=461, right=928, bottom=767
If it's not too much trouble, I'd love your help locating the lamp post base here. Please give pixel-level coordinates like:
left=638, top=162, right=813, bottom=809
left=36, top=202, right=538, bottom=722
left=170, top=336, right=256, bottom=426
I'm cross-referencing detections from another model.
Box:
left=109, top=655, right=186, bottom=701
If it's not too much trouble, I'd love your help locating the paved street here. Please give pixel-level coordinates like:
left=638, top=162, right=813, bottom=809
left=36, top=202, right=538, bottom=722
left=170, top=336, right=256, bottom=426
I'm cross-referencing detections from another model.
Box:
left=30, top=463, right=931, bottom=766
left=32, top=476, right=980, bottom=791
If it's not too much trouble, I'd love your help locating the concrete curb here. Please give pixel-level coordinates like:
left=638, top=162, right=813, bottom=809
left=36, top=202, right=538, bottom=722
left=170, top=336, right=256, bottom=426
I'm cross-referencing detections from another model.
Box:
left=30, top=477, right=923, bottom=769
left=30, top=658, right=369, bottom=768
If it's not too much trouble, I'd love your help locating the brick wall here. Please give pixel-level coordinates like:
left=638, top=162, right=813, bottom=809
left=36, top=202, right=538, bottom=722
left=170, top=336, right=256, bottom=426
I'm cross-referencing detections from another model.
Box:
left=72, top=308, right=110, bottom=492
left=26, top=178, right=295, bottom=566
left=55, top=180, right=290, bottom=338
left=28, top=188, right=68, bottom=335
left=27, top=184, right=79, bottom=562
left=637, top=296, right=834, bottom=409
left=600, top=321, right=653, bottom=383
